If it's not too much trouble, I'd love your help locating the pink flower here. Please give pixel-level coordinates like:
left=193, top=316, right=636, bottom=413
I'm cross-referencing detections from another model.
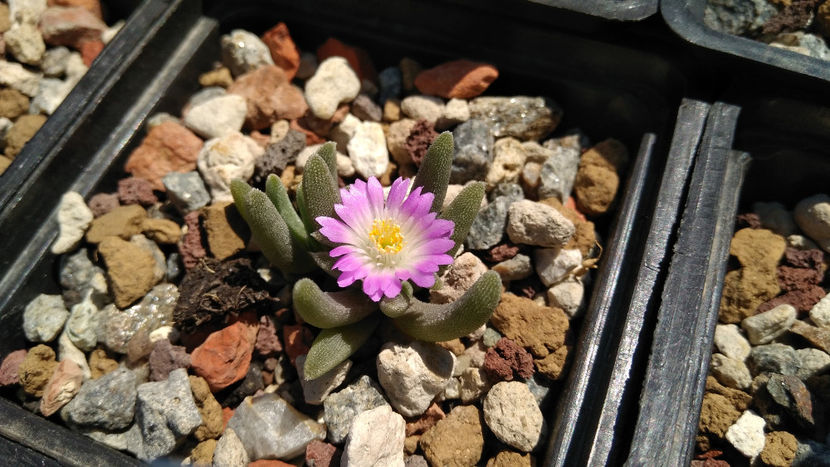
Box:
left=315, top=177, right=455, bottom=301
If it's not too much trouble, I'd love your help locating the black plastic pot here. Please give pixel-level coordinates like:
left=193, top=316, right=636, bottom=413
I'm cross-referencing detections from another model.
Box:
left=0, top=0, right=688, bottom=463
left=0, top=0, right=144, bottom=211
left=528, top=0, right=658, bottom=21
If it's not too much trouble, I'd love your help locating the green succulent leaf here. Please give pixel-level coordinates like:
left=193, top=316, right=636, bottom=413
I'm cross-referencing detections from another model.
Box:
left=393, top=270, right=502, bottom=342
left=302, top=154, right=340, bottom=232
left=440, top=181, right=485, bottom=258
left=379, top=281, right=414, bottom=318
left=293, top=278, right=378, bottom=328
left=303, top=315, right=380, bottom=380
left=230, top=179, right=254, bottom=220
left=412, top=131, right=454, bottom=213
left=265, top=174, right=310, bottom=249
left=315, top=141, right=339, bottom=187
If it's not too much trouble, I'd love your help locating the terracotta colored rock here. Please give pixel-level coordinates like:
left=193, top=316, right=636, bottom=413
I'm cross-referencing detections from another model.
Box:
left=317, top=37, right=377, bottom=83
left=483, top=338, right=535, bottom=382
left=306, top=439, right=340, bottom=467
left=189, top=375, right=224, bottom=441
left=48, top=0, right=103, bottom=19
left=98, top=235, right=159, bottom=307
left=79, top=38, right=103, bottom=66
left=190, top=321, right=256, bottom=392
left=141, top=217, right=181, bottom=245
left=415, top=59, right=498, bottom=99
left=487, top=244, right=520, bottom=263
left=573, top=139, right=628, bottom=217
left=757, top=285, right=826, bottom=314
left=117, top=177, right=158, bottom=206
left=222, top=406, right=234, bottom=431
left=405, top=119, right=438, bottom=166
left=255, top=315, right=282, bottom=357
left=227, top=65, right=307, bottom=130
left=283, top=324, right=314, bottom=366
left=89, top=348, right=118, bottom=379
left=201, top=202, right=250, bottom=260
left=40, top=359, right=83, bottom=416
left=85, top=204, right=147, bottom=243
left=39, top=6, right=106, bottom=49
left=778, top=265, right=823, bottom=291
left=0, top=350, right=27, bottom=386
left=730, top=228, right=787, bottom=272
left=406, top=402, right=446, bottom=437
left=698, top=392, right=741, bottom=440
left=437, top=338, right=465, bottom=356
left=4, top=114, right=46, bottom=159
left=784, top=247, right=824, bottom=269
left=149, top=339, right=191, bottom=381
left=87, top=192, right=119, bottom=217
left=126, top=329, right=153, bottom=364
left=124, top=121, right=203, bottom=190
left=18, top=344, right=58, bottom=397
left=490, top=293, right=570, bottom=359
left=249, top=460, right=293, bottom=467
left=420, top=405, right=484, bottom=467
left=261, top=22, right=300, bottom=80
left=790, top=319, right=830, bottom=353
left=179, top=211, right=207, bottom=269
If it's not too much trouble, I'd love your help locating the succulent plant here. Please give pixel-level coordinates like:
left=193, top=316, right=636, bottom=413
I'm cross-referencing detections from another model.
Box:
left=232, top=132, right=502, bottom=380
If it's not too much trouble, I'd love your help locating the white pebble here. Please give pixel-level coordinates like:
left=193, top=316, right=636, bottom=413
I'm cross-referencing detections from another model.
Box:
left=304, top=57, right=360, bottom=120
left=713, top=324, right=751, bottom=361
left=348, top=121, right=389, bottom=179
left=535, top=248, right=582, bottom=287
left=184, top=94, right=247, bottom=139
left=52, top=192, right=93, bottom=254
left=725, top=410, right=766, bottom=459
left=376, top=341, right=455, bottom=417
left=342, top=405, right=405, bottom=467
left=483, top=381, right=544, bottom=452
left=400, top=95, right=445, bottom=124
left=197, top=132, right=263, bottom=202
left=741, top=304, right=796, bottom=345
left=794, top=193, right=830, bottom=253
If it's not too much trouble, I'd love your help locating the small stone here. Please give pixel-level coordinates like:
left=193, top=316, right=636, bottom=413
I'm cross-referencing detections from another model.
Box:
left=0, top=60, right=42, bottom=97
left=420, top=405, right=484, bottom=466
left=63, top=367, right=136, bottom=430
left=255, top=315, right=282, bottom=357
left=228, top=65, right=307, bottom=130
left=741, top=303, right=797, bottom=345
left=749, top=343, right=799, bottom=376
left=753, top=201, right=796, bottom=236
left=538, top=142, right=581, bottom=201
left=486, top=451, right=532, bottom=467
left=29, top=77, right=73, bottom=115
left=342, top=405, right=405, bottom=467
left=699, top=391, right=742, bottom=441
left=384, top=99, right=402, bottom=122
left=197, top=131, right=263, bottom=202
left=85, top=204, right=146, bottom=243
left=296, top=354, right=351, bottom=405
left=378, top=66, right=402, bottom=104
left=466, top=197, right=511, bottom=250
left=124, top=121, right=203, bottom=191
left=201, top=201, right=249, bottom=260
left=305, top=57, right=360, bottom=120
left=135, top=368, right=202, bottom=460
left=4, top=113, right=46, bottom=158
left=719, top=267, right=781, bottom=324
left=18, top=344, right=56, bottom=397
left=431, top=252, right=488, bottom=304
left=184, top=94, right=247, bottom=139
left=188, top=439, right=216, bottom=466
left=400, top=95, right=444, bottom=124
left=765, top=374, right=814, bottom=426
left=141, top=218, right=181, bottom=245
left=65, top=294, right=99, bottom=351
left=490, top=293, right=570, bottom=360
left=39, top=6, right=105, bottom=49
left=703, top=0, right=776, bottom=35
left=796, top=348, right=830, bottom=381
left=483, top=338, right=534, bottom=382
left=404, top=119, right=438, bottom=166
left=0, top=88, right=29, bottom=119
left=99, top=236, right=160, bottom=308
left=295, top=51, right=317, bottom=80
left=573, top=139, right=628, bottom=217
left=323, top=375, right=389, bottom=444
left=415, top=59, right=497, bottom=99
left=4, top=22, right=45, bottom=65
left=469, top=96, right=561, bottom=141
left=188, top=375, right=224, bottom=441
left=85, top=193, right=118, bottom=218
left=88, top=348, right=118, bottom=379
left=790, top=319, right=830, bottom=353
left=351, top=94, right=382, bottom=122
left=40, top=359, right=83, bottom=416
left=23, top=294, right=69, bottom=343
left=220, top=29, right=274, bottom=76
left=535, top=248, right=582, bottom=287
left=795, top=194, right=830, bottom=253
left=710, top=353, right=752, bottom=390
left=261, top=22, right=300, bottom=80
left=199, top=67, right=233, bottom=88
left=0, top=350, right=27, bottom=386
left=228, top=393, right=326, bottom=460
left=179, top=211, right=207, bottom=269
left=377, top=341, right=456, bottom=417
left=507, top=200, right=574, bottom=247
left=493, top=254, right=533, bottom=282
left=316, top=37, right=377, bottom=83
left=253, top=129, right=306, bottom=183
left=283, top=324, right=313, bottom=365
left=101, top=283, right=178, bottom=353
left=483, top=381, right=544, bottom=452
left=547, top=277, right=585, bottom=318
left=399, top=57, right=421, bottom=91
left=731, top=228, right=788, bottom=271
left=714, top=324, right=751, bottom=361
left=386, top=118, right=417, bottom=166
left=725, top=410, right=766, bottom=459
left=436, top=98, right=470, bottom=130
left=760, top=431, right=798, bottom=467
left=148, top=339, right=190, bottom=381
left=191, top=320, right=256, bottom=392
left=213, top=428, right=249, bottom=467
left=348, top=120, right=388, bottom=178
left=306, top=439, right=339, bottom=467
left=117, top=177, right=157, bottom=206
left=486, top=137, right=527, bottom=190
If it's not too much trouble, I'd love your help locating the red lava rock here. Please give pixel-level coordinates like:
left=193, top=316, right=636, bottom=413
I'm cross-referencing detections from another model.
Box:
left=317, top=37, right=377, bottom=83
left=290, top=119, right=326, bottom=146
left=690, top=460, right=730, bottom=467
left=48, top=0, right=103, bottom=19
left=487, top=244, right=520, bottom=263
left=283, top=324, right=314, bottom=366
left=0, top=350, right=27, bottom=386
left=255, top=315, right=282, bottom=357
left=695, top=450, right=724, bottom=460
left=405, top=119, right=438, bottom=167
left=221, top=406, right=234, bottom=431
left=757, top=285, right=826, bottom=314
left=483, top=337, right=535, bottom=381
left=249, top=460, right=294, bottom=467
left=79, top=39, right=103, bottom=66
left=87, top=192, right=119, bottom=217
left=117, top=177, right=158, bottom=206
left=778, top=266, right=823, bottom=292
left=124, top=121, right=203, bottom=190
left=227, top=65, right=307, bottom=130
left=149, top=339, right=191, bottom=381
left=39, top=6, right=106, bottom=49
left=784, top=247, right=824, bottom=269
left=414, top=59, right=498, bottom=99
left=306, top=439, right=340, bottom=467
left=405, top=402, right=446, bottom=436
left=190, top=321, right=256, bottom=392
left=179, top=211, right=207, bottom=269
left=736, top=212, right=762, bottom=230
left=261, top=22, right=300, bottom=80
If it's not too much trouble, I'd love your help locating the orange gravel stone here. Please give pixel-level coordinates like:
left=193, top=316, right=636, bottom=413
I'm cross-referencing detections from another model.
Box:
left=414, top=59, right=498, bottom=99
left=261, top=22, right=300, bottom=80
left=191, top=321, right=256, bottom=392
left=124, top=121, right=203, bottom=190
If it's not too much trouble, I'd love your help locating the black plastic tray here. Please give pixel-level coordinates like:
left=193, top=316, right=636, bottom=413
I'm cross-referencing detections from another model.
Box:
left=662, top=0, right=830, bottom=87
left=530, top=0, right=657, bottom=21
left=0, top=0, right=688, bottom=463
left=0, top=0, right=143, bottom=210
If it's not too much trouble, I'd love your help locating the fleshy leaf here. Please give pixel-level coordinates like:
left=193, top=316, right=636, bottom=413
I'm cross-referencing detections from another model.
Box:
left=379, top=281, right=414, bottom=318
left=265, top=174, right=310, bottom=249
left=302, top=154, right=340, bottom=231
left=293, top=278, right=378, bottom=328
left=412, top=131, right=454, bottom=213
left=439, top=181, right=485, bottom=258
left=304, top=315, right=380, bottom=380
left=315, top=141, right=339, bottom=187
left=393, top=270, right=502, bottom=342
left=230, top=179, right=254, bottom=220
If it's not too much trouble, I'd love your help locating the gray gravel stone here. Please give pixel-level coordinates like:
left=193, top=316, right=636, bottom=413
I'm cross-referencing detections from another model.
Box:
left=220, top=29, right=274, bottom=76
left=323, top=375, right=389, bottom=444
left=450, top=119, right=494, bottom=184
left=65, top=294, right=100, bottom=351
left=749, top=343, right=799, bottom=376
left=538, top=143, right=580, bottom=201
left=23, top=294, right=68, bottom=343
left=710, top=353, right=752, bottom=390
left=162, top=171, right=210, bottom=214
left=796, top=348, right=830, bottom=381
left=296, top=355, right=351, bottom=405
left=41, top=46, right=71, bottom=78
left=63, top=368, right=137, bottom=430
left=535, top=248, right=582, bottom=287
left=703, top=0, right=776, bottom=36
left=492, top=254, right=533, bottom=282
left=135, top=368, right=202, bottom=460
left=465, top=198, right=508, bottom=250
left=378, top=66, right=402, bottom=104
left=253, top=129, right=306, bottom=184
left=60, top=249, right=109, bottom=307
left=468, top=96, right=562, bottom=141
left=351, top=94, right=382, bottom=122
left=102, top=284, right=178, bottom=353
left=507, top=200, right=575, bottom=247
left=483, top=381, right=544, bottom=452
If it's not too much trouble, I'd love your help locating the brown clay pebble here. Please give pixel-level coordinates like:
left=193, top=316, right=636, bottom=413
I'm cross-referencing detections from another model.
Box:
left=489, top=293, right=570, bottom=359
left=0, top=88, right=30, bottom=120
left=760, top=431, right=798, bottom=467
left=261, top=22, right=301, bottom=80
left=419, top=405, right=484, bottom=467
left=189, top=439, right=216, bottom=465
left=201, top=202, right=250, bottom=260
left=179, top=211, right=207, bottom=269
left=406, top=403, right=446, bottom=436
left=305, top=439, right=340, bottom=467
left=18, top=344, right=58, bottom=397
left=189, top=375, right=224, bottom=440
left=573, top=139, right=628, bottom=217
left=85, top=204, right=147, bottom=243
left=124, top=121, right=203, bottom=190
left=98, top=236, right=159, bottom=308
left=486, top=451, right=532, bottom=467
left=414, top=59, right=498, bottom=99
left=255, top=315, right=282, bottom=357
left=698, top=392, right=741, bottom=440
left=227, top=65, right=307, bottom=130
left=5, top=114, right=47, bottom=159
left=149, top=339, right=191, bottom=381
left=89, top=348, right=118, bottom=379
left=39, top=359, right=83, bottom=416
left=199, top=67, right=233, bottom=88
left=190, top=321, right=256, bottom=392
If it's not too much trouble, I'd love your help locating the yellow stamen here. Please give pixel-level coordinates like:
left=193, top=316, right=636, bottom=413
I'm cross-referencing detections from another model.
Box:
left=369, top=219, right=404, bottom=254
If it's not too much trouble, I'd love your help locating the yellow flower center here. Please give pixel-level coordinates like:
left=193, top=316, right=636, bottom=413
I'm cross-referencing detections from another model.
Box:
left=369, top=219, right=404, bottom=254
